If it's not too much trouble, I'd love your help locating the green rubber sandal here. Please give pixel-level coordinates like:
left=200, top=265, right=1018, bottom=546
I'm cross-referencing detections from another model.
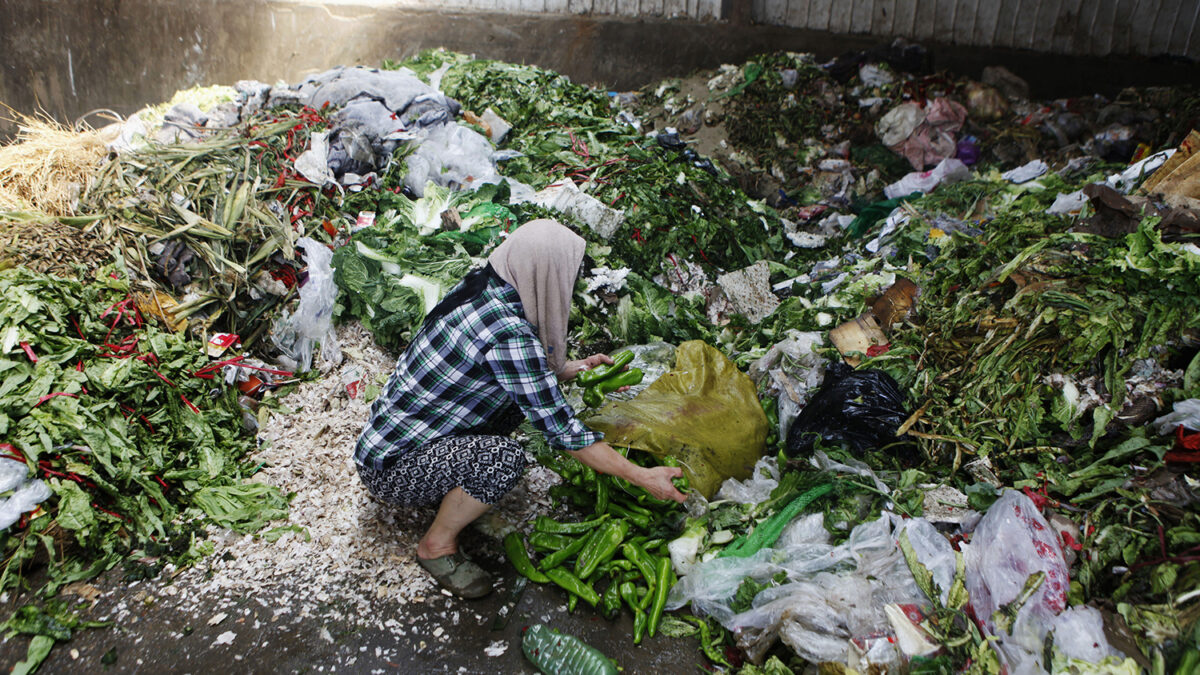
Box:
left=417, top=551, right=494, bottom=599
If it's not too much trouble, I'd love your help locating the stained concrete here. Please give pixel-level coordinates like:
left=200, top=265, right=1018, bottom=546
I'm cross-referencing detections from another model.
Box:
left=2, top=1, right=1198, bottom=139
left=0, top=553, right=709, bottom=673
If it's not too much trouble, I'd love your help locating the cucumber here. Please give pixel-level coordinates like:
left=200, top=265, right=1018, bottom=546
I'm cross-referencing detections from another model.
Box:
left=521, top=623, right=618, bottom=675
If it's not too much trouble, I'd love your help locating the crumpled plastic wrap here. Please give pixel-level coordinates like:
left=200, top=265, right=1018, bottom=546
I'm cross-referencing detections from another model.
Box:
left=668, top=512, right=943, bottom=667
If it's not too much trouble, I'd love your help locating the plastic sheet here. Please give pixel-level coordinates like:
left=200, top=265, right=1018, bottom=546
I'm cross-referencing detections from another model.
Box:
left=785, top=362, right=909, bottom=459
left=585, top=340, right=767, bottom=497
left=964, top=489, right=1070, bottom=673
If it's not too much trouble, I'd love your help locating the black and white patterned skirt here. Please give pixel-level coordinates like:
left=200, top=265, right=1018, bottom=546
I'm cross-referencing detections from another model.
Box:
left=356, top=405, right=527, bottom=506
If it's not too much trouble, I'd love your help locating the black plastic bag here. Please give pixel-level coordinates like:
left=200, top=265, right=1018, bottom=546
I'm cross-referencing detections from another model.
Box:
left=785, top=362, right=910, bottom=458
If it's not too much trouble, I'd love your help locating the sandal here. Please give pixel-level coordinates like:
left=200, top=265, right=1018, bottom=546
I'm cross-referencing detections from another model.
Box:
left=417, top=551, right=494, bottom=599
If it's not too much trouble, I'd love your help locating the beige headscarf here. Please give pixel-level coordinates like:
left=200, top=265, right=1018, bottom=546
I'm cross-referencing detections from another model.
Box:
left=487, top=219, right=585, bottom=376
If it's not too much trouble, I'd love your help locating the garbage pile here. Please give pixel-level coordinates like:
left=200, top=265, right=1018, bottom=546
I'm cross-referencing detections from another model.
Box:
left=1, top=45, right=1198, bottom=673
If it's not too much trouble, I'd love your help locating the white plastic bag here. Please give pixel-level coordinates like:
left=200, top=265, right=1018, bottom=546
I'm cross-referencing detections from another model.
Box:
left=0, top=458, right=52, bottom=531
left=964, top=489, right=1070, bottom=673
left=1153, top=398, right=1200, bottom=434
left=272, top=237, right=342, bottom=372
left=884, top=157, right=971, bottom=199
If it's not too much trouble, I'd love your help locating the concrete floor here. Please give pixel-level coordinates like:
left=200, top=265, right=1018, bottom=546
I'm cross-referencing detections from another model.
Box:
left=0, top=555, right=710, bottom=674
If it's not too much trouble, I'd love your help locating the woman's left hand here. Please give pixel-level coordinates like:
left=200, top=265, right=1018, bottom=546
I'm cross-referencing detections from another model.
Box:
left=559, top=353, right=615, bottom=382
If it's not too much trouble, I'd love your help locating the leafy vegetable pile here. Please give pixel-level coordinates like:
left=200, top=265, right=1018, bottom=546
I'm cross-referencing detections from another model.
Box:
left=0, top=266, right=288, bottom=667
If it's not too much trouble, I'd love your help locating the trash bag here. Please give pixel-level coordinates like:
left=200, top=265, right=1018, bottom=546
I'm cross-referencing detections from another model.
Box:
left=785, top=362, right=910, bottom=458
left=585, top=340, right=767, bottom=498
left=965, top=489, right=1071, bottom=673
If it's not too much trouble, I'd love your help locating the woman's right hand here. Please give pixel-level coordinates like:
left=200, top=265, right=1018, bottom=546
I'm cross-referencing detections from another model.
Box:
left=635, top=465, right=687, bottom=503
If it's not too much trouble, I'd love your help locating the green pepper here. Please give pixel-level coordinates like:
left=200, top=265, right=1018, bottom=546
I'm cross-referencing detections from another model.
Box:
left=575, top=520, right=629, bottom=579
left=503, top=532, right=550, bottom=584
left=601, top=580, right=622, bottom=620
left=595, top=475, right=609, bottom=515
left=622, top=542, right=658, bottom=589
left=619, top=581, right=647, bottom=645
left=582, top=386, right=604, bottom=408
left=529, top=531, right=575, bottom=552
left=545, top=567, right=600, bottom=607
left=582, top=368, right=644, bottom=408
left=647, top=555, right=672, bottom=638
left=567, top=593, right=578, bottom=613
left=538, top=532, right=589, bottom=571
left=607, top=502, right=651, bottom=530
left=534, top=514, right=609, bottom=534
left=684, top=615, right=731, bottom=667
left=577, top=350, right=634, bottom=386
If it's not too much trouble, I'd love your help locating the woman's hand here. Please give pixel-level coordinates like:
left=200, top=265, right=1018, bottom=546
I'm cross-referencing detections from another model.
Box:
left=567, top=442, right=687, bottom=503
left=559, top=353, right=616, bottom=382
left=634, top=465, right=687, bottom=503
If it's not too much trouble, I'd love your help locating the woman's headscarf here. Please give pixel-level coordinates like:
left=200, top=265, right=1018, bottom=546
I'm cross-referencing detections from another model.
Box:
left=487, top=219, right=586, bottom=375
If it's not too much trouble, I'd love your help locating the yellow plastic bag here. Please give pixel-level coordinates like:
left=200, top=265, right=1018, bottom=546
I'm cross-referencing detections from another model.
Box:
left=585, top=340, right=768, bottom=498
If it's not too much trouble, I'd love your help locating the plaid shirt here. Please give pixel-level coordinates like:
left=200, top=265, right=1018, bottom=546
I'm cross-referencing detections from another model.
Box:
left=355, top=274, right=602, bottom=471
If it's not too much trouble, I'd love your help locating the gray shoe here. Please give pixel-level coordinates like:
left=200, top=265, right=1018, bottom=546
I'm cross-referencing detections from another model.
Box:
left=417, top=552, right=494, bottom=599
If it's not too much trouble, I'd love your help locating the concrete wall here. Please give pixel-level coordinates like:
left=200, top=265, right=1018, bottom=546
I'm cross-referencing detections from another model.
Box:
left=750, top=0, right=1200, bottom=60
left=1, top=0, right=1198, bottom=139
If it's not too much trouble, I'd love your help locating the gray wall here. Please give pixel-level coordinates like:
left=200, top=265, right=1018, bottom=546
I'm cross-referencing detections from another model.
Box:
left=1, top=0, right=1198, bottom=140
left=372, top=0, right=1199, bottom=59
left=749, top=0, right=1200, bottom=60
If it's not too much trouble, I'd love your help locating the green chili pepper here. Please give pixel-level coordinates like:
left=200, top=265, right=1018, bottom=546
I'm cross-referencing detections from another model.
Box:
left=545, top=567, right=600, bottom=607
left=601, top=580, right=622, bottom=620
left=607, top=502, right=651, bottom=530
left=567, top=593, right=578, bottom=613
left=582, top=368, right=644, bottom=408
left=622, top=542, right=659, bottom=590
left=577, top=350, right=634, bottom=386
left=503, top=532, right=551, bottom=584
left=538, top=533, right=588, bottom=571
left=684, top=615, right=731, bottom=667
left=575, top=520, right=629, bottom=579
left=582, top=386, right=605, bottom=408
left=647, top=555, right=672, bottom=638
left=534, top=514, right=609, bottom=534
left=619, top=581, right=647, bottom=645
left=528, top=531, right=575, bottom=552
left=594, top=476, right=609, bottom=515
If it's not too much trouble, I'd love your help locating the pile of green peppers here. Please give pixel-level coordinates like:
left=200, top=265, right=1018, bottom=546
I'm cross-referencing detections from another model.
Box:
left=579, top=350, right=644, bottom=408
left=502, top=449, right=690, bottom=644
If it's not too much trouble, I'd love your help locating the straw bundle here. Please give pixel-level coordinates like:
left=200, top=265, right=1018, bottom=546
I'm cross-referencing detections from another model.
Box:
left=0, top=111, right=109, bottom=216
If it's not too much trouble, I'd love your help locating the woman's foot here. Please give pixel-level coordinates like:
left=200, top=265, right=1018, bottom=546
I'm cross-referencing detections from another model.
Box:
left=416, top=550, right=493, bottom=599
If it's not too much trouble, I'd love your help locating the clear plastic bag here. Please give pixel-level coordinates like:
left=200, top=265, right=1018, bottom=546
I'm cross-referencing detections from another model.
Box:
left=272, top=237, right=342, bottom=372
left=0, top=458, right=52, bottom=531
left=747, top=330, right=826, bottom=442
left=714, top=455, right=780, bottom=505
left=964, top=489, right=1070, bottom=673
left=668, top=512, right=930, bottom=668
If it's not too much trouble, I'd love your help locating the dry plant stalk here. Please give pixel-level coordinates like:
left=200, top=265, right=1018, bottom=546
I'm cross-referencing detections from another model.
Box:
left=0, top=109, right=109, bottom=216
